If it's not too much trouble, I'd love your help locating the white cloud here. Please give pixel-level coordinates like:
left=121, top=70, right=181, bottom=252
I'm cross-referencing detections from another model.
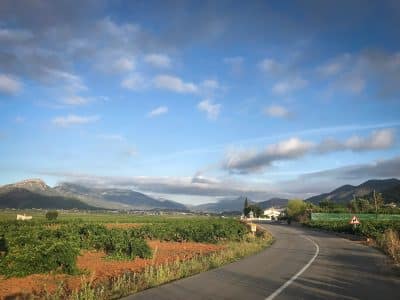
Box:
left=317, top=129, right=395, bottom=153
left=318, top=51, right=400, bottom=99
left=121, top=73, right=147, bottom=90
left=201, top=79, right=219, bottom=90
left=144, top=54, right=171, bottom=68
left=52, top=114, right=100, bottom=127
left=0, top=28, right=33, bottom=42
left=197, top=99, right=221, bottom=120
left=0, top=74, right=22, bottom=95
left=223, top=56, right=244, bottom=74
left=61, top=95, right=91, bottom=106
left=258, top=58, right=283, bottom=73
left=224, top=128, right=396, bottom=174
left=343, top=76, right=365, bottom=94
left=148, top=106, right=168, bottom=117
left=43, top=68, right=87, bottom=92
left=345, top=129, right=395, bottom=151
left=317, top=54, right=351, bottom=76
left=224, top=137, right=314, bottom=174
left=272, top=77, right=308, bottom=95
left=113, top=57, right=135, bottom=72
left=264, top=105, right=290, bottom=118
left=318, top=62, right=343, bottom=76
left=154, top=75, right=198, bottom=93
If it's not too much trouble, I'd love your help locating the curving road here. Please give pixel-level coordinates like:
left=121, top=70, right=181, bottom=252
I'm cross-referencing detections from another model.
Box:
left=123, top=223, right=400, bottom=300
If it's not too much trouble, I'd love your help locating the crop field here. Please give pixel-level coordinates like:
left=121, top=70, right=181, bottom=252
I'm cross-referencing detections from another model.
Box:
left=0, top=211, right=271, bottom=299
left=311, top=213, right=400, bottom=221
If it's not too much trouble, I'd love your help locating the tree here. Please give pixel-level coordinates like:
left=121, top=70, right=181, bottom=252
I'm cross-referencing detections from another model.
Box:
left=248, top=204, right=262, bottom=218
left=45, top=210, right=58, bottom=220
left=372, top=190, right=384, bottom=218
left=286, top=199, right=307, bottom=221
left=243, top=197, right=251, bottom=217
left=319, top=199, right=334, bottom=211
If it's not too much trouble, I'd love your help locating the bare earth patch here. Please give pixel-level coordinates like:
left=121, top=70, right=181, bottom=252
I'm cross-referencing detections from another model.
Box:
left=0, top=241, right=223, bottom=299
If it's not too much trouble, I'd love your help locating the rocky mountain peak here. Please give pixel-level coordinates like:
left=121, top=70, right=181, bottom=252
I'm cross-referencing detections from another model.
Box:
left=11, top=178, right=50, bottom=192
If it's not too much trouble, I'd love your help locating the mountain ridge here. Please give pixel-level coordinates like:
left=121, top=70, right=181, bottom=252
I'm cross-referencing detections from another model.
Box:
left=0, top=179, right=188, bottom=211
left=306, top=178, right=400, bottom=204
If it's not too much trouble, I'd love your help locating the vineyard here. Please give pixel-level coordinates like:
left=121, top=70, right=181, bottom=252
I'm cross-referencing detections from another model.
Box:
left=0, top=214, right=271, bottom=298
left=0, top=217, right=248, bottom=277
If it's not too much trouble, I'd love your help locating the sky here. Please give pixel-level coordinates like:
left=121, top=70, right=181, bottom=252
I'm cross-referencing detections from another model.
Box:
left=1, top=0, right=400, bottom=205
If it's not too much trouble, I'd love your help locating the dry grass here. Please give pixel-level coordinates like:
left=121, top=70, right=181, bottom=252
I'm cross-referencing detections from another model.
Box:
left=379, top=229, right=400, bottom=264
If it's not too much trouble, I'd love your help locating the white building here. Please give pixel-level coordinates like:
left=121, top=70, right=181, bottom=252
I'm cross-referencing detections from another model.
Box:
left=16, top=214, right=32, bottom=220
left=263, top=207, right=282, bottom=219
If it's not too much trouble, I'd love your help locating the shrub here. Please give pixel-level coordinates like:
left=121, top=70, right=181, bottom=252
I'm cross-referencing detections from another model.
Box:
left=46, top=210, right=59, bottom=220
left=0, top=238, right=79, bottom=277
left=103, top=229, right=152, bottom=259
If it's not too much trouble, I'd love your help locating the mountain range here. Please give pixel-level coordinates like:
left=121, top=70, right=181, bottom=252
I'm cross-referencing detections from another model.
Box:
left=0, top=179, right=97, bottom=210
left=0, top=178, right=399, bottom=211
left=305, top=178, right=400, bottom=204
left=192, top=196, right=289, bottom=213
left=0, top=179, right=187, bottom=211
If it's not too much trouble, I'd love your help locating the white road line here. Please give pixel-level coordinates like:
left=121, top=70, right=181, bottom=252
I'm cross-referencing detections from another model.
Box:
left=265, top=235, right=320, bottom=300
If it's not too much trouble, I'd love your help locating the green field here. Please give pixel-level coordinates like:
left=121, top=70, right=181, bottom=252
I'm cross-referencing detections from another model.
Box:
left=0, top=210, right=276, bottom=299
left=0, top=211, right=249, bottom=277
left=0, top=209, right=202, bottom=222
left=311, top=213, right=400, bottom=221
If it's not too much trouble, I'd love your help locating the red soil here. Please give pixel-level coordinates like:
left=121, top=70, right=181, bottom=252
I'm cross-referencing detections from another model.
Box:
left=0, top=241, right=223, bottom=299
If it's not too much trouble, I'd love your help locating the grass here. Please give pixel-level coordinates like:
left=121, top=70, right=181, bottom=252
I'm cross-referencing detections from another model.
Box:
left=46, top=232, right=273, bottom=299
left=376, top=229, right=400, bottom=264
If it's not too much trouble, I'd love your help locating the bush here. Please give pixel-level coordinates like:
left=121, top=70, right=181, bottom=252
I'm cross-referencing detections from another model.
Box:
left=0, top=236, right=79, bottom=277
left=103, top=229, right=152, bottom=259
left=45, top=210, right=59, bottom=220
left=286, top=199, right=308, bottom=221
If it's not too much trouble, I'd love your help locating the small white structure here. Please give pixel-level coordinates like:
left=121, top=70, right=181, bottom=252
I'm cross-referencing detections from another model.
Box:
left=248, top=211, right=254, bottom=219
left=16, top=214, right=32, bottom=221
left=263, top=207, right=282, bottom=220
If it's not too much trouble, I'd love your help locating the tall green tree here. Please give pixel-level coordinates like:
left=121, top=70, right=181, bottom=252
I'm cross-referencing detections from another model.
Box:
left=243, top=197, right=250, bottom=216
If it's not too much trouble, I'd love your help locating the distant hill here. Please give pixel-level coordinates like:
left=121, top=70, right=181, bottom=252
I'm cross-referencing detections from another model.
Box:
left=306, top=178, right=400, bottom=204
left=257, top=198, right=289, bottom=209
left=193, top=196, right=288, bottom=213
left=54, top=182, right=188, bottom=211
left=193, top=196, right=247, bottom=213
left=0, top=179, right=188, bottom=211
left=0, top=179, right=96, bottom=209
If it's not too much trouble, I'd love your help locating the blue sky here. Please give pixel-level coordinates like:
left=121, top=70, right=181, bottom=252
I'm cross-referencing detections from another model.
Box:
left=1, top=1, right=400, bottom=204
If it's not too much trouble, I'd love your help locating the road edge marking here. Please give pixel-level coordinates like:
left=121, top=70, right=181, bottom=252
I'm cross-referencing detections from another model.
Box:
left=265, top=235, right=320, bottom=300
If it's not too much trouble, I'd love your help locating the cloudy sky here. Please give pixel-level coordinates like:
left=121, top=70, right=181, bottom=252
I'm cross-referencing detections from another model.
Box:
left=1, top=1, right=400, bottom=204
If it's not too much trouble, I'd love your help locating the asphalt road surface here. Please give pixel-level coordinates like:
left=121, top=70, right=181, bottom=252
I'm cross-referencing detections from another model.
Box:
left=123, top=223, right=400, bottom=300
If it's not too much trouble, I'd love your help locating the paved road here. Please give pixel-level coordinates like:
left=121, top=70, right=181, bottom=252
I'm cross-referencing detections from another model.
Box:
left=123, top=224, right=400, bottom=300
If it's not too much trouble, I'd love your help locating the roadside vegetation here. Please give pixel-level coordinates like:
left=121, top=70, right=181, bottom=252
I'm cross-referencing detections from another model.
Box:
left=0, top=213, right=273, bottom=298
left=282, top=193, right=400, bottom=264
